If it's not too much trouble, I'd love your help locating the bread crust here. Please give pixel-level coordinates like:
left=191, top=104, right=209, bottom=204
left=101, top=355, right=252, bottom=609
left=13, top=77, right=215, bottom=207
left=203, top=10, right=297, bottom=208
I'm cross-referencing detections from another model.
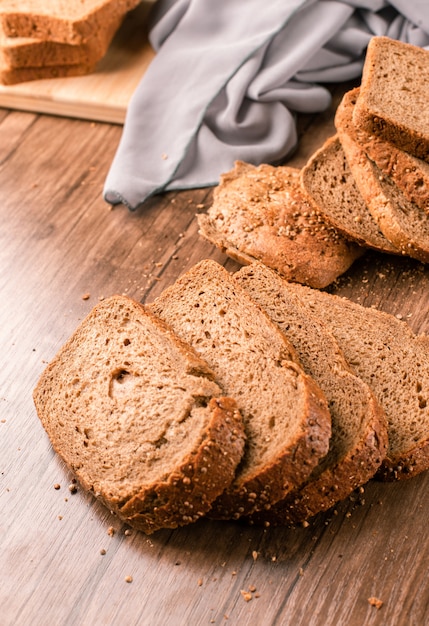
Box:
left=336, top=90, right=429, bottom=263
left=198, top=161, right=363, bottom=289
left=339, top=88, right=429, bottom=213
left=235, top=263, right=387, bottom=526
left=301, top=135, right=399, bottom=254
left=287, top=285, right=429, bottom=481
left=0, top=0, right=141, bottom=45
left=353, top=37, right=429, bottom=162
left=33, top=295, right=246, bottom=534
left=149, top=260, right=332, bottom=519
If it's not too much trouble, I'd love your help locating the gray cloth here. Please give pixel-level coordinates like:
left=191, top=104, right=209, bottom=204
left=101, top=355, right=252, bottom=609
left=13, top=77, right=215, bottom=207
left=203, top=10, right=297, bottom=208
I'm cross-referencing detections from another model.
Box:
left=103, top=0, right=429, bottom=210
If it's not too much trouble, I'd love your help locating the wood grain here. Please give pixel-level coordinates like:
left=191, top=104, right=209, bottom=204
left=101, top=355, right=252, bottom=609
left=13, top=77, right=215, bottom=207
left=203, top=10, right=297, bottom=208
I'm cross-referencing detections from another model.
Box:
left=1, top=84, right=429, bottom=625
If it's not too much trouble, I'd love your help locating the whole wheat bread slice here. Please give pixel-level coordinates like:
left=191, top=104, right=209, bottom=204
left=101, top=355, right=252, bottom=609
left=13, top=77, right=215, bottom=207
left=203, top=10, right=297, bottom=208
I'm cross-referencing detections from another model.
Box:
left=301, top=135, right=399, bottom=254
left=286, top=284, right=429, bottom=481
left=234, top=263, right=387, bottom=525
left=33, top=295, right=246, bottom=535
left=353, top=36, right=429, bottom=162
left=0, top=12, right=121, bottom=69
left=337, top=88, right=429, bottom=213
left=148, top=260, right=332, bottom=519
left=336, top=88, right=429, bottom=263
left=198, top=161, right=363, bottom=289
left=0, top=0, right=141, bottom=45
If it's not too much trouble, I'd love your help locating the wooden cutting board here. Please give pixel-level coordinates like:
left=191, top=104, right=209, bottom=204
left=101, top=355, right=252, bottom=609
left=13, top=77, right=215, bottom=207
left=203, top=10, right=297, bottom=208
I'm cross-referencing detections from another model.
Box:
left=0, top=2, right=155, bottom=124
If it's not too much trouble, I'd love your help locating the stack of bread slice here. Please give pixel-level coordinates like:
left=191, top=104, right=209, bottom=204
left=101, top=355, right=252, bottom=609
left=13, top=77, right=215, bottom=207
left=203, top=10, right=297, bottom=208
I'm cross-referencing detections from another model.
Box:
left=0, top=0, right=142, bottom=84
left=199, top=37, right=429, bottom=287
left=302, top=36, right=429, bottom=264
left=33, top=259, right=429, bottom=533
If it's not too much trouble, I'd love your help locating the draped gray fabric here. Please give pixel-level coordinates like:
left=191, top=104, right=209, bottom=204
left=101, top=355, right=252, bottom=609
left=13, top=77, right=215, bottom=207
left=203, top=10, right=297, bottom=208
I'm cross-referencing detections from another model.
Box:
left=103, top=0, right=429, bottom=210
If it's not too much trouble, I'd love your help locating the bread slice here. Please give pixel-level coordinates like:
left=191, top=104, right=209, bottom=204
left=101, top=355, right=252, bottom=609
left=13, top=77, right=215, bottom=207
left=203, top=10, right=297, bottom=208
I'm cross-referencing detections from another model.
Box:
left=0, top=13, right=121, bottom=69
left=301, top=135, right=399, bottom=254
left=0, top=60, right=96, bottom=85
left=285, top=284, right=429, bottom=481
left=353, top=36, right=429, bottom=162
left=0, top=0, right=141, bottom=45
left=33, top=295, right=246, bottom=535
left=336, top=91, right=429, bottom=263
left=148, top=260, right=332, bottom=519
left=197, top=161, right=364, bottom=289
left=337, top=88, right=429, bottom=213
left=234, top=263, right=387, bottom=525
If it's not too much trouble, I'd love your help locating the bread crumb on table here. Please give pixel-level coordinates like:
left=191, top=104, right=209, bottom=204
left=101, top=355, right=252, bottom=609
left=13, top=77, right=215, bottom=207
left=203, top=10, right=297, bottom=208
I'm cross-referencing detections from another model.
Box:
left=368, top=596, right=383, bottom=609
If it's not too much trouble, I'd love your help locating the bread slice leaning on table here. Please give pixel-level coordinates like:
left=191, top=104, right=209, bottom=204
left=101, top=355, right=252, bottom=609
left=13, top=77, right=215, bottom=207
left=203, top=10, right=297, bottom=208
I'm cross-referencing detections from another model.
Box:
left=335, top=88, right=429, bottom=263
left=300, top=134, right=399, bottom=255
left=148, top=259, right=332, bottom=520
left=336, top=88, right=429, bottom=214
left=352, top=36, right=429, bottom=163
left=198, top=160, right=364, bottom=289
left=33, top=295, right=246, bottom=535
left=285, top=284, right=429, bottom=481
left=234, top=263, right=387, bottom=526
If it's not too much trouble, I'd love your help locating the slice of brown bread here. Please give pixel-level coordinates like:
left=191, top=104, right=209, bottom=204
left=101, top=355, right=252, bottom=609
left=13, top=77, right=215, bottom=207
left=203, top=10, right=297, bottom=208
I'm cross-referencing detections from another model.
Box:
left=337, top=88, right=429, bottom=213
left=0, top=0, right=141, bottom=45
left=33, top=295, right=246, bottom=535
left=286, top=284, right=429, bottom=481
left=234, top=263, right=387, bottom=526
left=148, top=259, right=332, bottom=519
left=0, top=13, right=121, bottom=69
left=0, top=60, right=96, bottom=84
left=336, top=91, right=429, bottom=263
left=353, top=36, right=429, bottom=162
left=301, top=135, right=399, bottom=254
left=198, top=161, right=364, bottom=289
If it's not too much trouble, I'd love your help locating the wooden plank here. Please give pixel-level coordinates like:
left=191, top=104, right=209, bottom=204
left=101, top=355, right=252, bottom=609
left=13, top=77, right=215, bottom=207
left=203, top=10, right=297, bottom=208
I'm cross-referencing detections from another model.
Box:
left=0, top=2, right=155, bottom=124
left=2, top=89, right=429, bottom=625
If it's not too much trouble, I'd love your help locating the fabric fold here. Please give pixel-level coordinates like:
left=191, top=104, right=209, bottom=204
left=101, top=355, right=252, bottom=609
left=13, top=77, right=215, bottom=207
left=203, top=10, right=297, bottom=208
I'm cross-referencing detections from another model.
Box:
left=104, top=0, right=429, bottom=210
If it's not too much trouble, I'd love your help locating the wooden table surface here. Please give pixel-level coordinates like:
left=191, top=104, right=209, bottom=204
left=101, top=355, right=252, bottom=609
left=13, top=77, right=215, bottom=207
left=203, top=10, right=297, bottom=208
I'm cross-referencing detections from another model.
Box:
left=1, top=82, right=429, bottom=626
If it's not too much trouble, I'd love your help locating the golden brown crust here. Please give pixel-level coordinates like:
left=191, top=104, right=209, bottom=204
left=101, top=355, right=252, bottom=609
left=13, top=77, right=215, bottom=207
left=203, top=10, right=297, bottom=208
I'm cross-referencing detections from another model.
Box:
left=198, top=160, right=363, bottom=289
left=117, top=398, right=246, bottom=533
left=208, top=369, right=332, bottom=519
left=250, top=392, right=387, bottom=526
left=33, top=295, right=246, bottom=535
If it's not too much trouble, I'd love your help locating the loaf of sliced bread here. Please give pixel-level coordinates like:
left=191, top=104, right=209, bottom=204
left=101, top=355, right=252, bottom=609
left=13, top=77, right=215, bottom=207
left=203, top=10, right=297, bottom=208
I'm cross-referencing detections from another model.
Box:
left=286, top=284, right=429, bottom=481
left=0, top=14, right=121, bottom=69
left=0, top=0, right=141, bottom=45
left=337, top=88, right=429, bottom=213
left=33, top=295, right=246, bottom=535
left=198, top=161, right=364, bottom=289
left=149, top=260, right=332, bottom=519
left=301, top=135, right=399, bottom=254
left=336, top=88, right=429, bottom=263
left=234, top=263, right=387, bottom=525
left=353, top=37, right=429, bottom=162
